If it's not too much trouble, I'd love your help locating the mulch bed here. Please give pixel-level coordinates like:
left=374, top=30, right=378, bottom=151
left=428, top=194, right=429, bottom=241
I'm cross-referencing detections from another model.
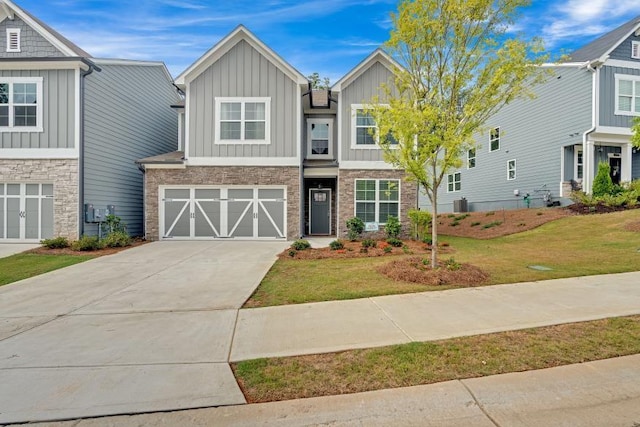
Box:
left=567, top=203, right=640, bottom=215
left=378, top=256, right=489, bottom=286
left=26, top=239, right=148, bottom=257
left=281, top=239, right=453, bottom=260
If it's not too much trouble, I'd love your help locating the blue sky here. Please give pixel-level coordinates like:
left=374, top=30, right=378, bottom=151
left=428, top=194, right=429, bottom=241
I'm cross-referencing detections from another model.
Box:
left=16, top=0, right=640, bottom=80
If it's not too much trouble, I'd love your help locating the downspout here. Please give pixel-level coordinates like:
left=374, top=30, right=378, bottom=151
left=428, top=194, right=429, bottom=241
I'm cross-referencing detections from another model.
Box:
left=78, top=59, right=100, bottom=237
left=582, top=60, right=599, bottom=194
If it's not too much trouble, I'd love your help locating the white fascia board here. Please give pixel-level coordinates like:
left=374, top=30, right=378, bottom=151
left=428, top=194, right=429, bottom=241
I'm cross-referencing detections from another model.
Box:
left=186, top=157, right=299, bottom=166
left=598, top=22, right=640, bottom=63
left=540, top=62, right=589, bottom=68
left=0, top=148, right=78, bottom=159
left=332, top=49, right=402, bottom=92
left=603, top=59, right=640, bottom=70
left=340, top=161, right=396, bottom=170
left=0, top=60, right=88, bottom=70
left=139, top=163, right=186, bottom=170
left=175, top=25, right=307, bottom=87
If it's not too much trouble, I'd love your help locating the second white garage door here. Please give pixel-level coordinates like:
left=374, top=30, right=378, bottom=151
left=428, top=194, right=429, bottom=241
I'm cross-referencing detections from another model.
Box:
left=161, top=186, right=286, bottom=240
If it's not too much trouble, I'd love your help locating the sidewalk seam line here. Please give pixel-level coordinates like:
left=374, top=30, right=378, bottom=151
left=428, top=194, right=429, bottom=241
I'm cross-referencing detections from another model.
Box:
left=460, top=379, right=501, bottom=427
left=227, top=309, right=241, bottom=363
left=369, top=298, right=414, bottom=342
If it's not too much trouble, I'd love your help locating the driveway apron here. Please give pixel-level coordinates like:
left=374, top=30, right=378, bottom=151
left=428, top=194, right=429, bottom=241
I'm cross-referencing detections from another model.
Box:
left=0, top=240, right=287, bottom=424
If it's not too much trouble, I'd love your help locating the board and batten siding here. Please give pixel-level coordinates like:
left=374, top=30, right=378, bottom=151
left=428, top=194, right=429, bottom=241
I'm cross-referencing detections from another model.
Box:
left=84, top=63, right=180, bottom=237
left=421, top=66, right=593, bottom=213
left=599, top=65, right=640, bottom=128
left=188, top=40, right=298, bottom=159
left=0, top=16, right=63, bottom=58
left=0, top=69, right=75, bottom=149
left=608, top=33, right=640, bottom=62
left=340, top=61, right=396, bottom=162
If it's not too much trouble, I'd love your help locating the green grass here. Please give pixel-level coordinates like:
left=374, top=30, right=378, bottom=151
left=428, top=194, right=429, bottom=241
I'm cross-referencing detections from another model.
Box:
left=0, top=253, right=95, bottom=287
left=246, top=210, right=640, bottom=307
left=233, top=316, right=640, bottom=403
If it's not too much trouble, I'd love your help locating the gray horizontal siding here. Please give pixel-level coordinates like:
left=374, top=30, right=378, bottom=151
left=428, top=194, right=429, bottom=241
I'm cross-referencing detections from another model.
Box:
left=340, top=61, right=396, bottom=162
left=599, top=66, right=640, bottom=128
left=421, top=66, right=593, bottom=213
left=84, top=63, right=180, bottom=237
left=0, top=16, right=63, bottom=58
left=609, top=34, right=640, bottom=62
left=633, top=151, right=640, bottom=180
left=188, top=40, right=298, bottom=159
left=0, top=69, right=75, bottom=149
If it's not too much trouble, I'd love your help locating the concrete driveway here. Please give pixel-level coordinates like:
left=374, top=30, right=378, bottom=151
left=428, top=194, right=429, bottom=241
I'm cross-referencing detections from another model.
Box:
left=0, top=243, right=40, bottom=259
left=0, top=240, right=288, bottom=424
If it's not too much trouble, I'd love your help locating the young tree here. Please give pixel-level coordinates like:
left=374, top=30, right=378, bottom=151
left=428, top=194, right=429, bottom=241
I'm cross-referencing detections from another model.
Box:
left=308, top=72, right=331, bottom=90
left=632, top=117, right=640, bottom=148
left=369, top=0, right=547, bottom=268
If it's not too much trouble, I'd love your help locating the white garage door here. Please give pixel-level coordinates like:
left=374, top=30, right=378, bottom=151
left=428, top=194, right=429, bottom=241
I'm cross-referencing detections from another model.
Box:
left=0, top=183, right=54, bottom=242
left=161, top=186, right=286, bottom=240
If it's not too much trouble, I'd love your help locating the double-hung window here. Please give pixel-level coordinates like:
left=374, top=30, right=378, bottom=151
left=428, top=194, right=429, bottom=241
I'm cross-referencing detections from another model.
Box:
left=351, top=104, right=397, bottom=148
left=0, top=77, right=43, bottom=132
left=467, top=148, right=476, bottom=168
left=507, top=159, right=517, bottom=180
left=447, top=172, right=461, bottom=192
left=615, top=74, right=640, bottom=116
left=355, top=179, right=400, bottom=224
left=490, top=127, right=500, bottom=151
left=215, top=97, right=270, bottom=144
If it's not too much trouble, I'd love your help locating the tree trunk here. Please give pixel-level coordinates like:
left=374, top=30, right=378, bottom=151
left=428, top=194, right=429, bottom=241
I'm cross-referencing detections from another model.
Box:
left=430, top=173, right=438, bottom=269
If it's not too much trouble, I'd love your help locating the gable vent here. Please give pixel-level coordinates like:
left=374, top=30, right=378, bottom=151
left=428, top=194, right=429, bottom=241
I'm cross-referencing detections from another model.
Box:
left=6, top=28, right=20, bottom=52
left=633, top=41, right=640, bottom=60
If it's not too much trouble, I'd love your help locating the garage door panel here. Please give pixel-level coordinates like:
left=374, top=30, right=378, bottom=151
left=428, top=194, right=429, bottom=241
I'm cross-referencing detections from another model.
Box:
left=164, top=201, right=190, bottom=238
left=25, top=198, right=39, bottom=240
left=228, top=201, right=253, bottom=238
left=7, top=197, right=20, bottom=239
left=194, top=201, right=220, bottom=237
left=258, top=201, right=285, bottom=238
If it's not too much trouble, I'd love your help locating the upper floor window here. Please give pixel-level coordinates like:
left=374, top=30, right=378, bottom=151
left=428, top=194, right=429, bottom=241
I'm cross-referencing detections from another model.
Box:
left=632, top=41, right=640, bottom=60
left=0, top=77, right=43, bottom=132
left=6, top=28, right=20, bottom=52
left=507, top=159, right=516, bottom=180
left=447, top=172, right=461, bottom=192
left=354, top=179, right=399, bottom=224
left=615, top=74, right=640, bottom=116
left=351, top=104, right=397, bottom=149
left=307, top=118, right=333, bottom=159
left=490, top=127, right=500, bottom=151
left=214, top=97, right=270, bottom=144
left=467, top=148, right=476, bottom=169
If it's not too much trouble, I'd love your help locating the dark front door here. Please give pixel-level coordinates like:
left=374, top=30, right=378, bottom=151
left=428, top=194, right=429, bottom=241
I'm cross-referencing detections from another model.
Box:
left=310, top=189, right=331, bottom=235
left=609, top=156, right=622, bottom=185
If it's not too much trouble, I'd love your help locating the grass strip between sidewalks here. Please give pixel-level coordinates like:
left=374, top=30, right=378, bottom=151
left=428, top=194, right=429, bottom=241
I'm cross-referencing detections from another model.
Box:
left=0, top=253, right=95, bottom=287
left=233, top=315, right=640, bottom=403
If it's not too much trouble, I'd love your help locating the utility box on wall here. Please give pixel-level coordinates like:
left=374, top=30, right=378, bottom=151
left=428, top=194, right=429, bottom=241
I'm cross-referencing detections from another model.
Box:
left=84, top=204, right=117, bottom=223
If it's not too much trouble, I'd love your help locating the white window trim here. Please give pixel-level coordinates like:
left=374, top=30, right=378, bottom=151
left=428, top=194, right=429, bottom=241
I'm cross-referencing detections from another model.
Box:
left=350, top=104, right=392, bottom=150
left=447, top=172, right=461, bottom=192
left=214, top=97, right=271, bottom=144
left=467, top=148, right=476, bottom=169
left=507, top=159, right=517, bottom=181
left=489, top=127, right=500, bottom=152
left=632, top=41, right=640, bottom=60
left=614, top=74, right=640, bottom=116
left=574, top=148, right=583, bottom=181
left=306, top=118, right=333, bottom=159
left=354, top=178, right=401, bottom=224
left=6, top=28, right=20, bottom=53
left=0, top=77, right=44, bottom=133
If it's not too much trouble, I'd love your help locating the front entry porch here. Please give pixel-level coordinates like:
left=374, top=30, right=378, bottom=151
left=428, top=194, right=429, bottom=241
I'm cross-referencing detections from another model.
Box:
left=304, top=178, right=337, bottom=236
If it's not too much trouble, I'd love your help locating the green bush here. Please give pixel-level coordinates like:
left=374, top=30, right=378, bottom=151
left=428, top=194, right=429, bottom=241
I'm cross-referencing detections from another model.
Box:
left=470, top=222, right=481, bottom=227
left=346, top=217, right=365, bottom=241
left=592, top=162, right=614, bottom=197
left=407, top=209, right=432, bottom=240
left=103, top=231, right=133, bottom=248
left=422, top=236, right=433, bottom=245
left=71, top=235, right=104, bottom=251
left=482, top=221, right=502, bottom=229
left=329, top=239, right=344, bottom=250
left=443, top=257, right=461, bottom=271
left=291, top=239, right=311, bottom=251
left=386, top=237, right=403, bottom=247
left=384, top=216, right=402, bottom=239
left=40, top=236, right=70, bottom=249
left=383, top=246, right=393, bottom=253
left=102, top=214, right=127, bottom=234
left=361, top=238, right=377, bottom=248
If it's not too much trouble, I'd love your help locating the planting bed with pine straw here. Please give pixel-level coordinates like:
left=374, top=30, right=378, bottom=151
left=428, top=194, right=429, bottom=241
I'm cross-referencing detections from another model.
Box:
left=378, top=256, right=489, bottom=286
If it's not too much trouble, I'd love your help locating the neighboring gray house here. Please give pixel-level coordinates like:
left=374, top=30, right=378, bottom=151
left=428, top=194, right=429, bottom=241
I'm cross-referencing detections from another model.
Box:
left=424, top=15, right=640, bottom=213
left=138, top=26, right=417, bottom=241
left=0, top=0, right=179, bottom=242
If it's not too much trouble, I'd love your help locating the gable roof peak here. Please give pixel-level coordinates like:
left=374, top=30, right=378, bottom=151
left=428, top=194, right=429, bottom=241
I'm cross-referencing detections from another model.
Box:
left=332, top=48, right=402, bottom=92
left=568, top=14, right=640, bottom=63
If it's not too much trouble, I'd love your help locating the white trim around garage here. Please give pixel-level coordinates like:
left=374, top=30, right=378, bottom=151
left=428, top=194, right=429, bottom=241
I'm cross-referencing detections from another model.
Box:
left=0, top=148, right=78, bottom=159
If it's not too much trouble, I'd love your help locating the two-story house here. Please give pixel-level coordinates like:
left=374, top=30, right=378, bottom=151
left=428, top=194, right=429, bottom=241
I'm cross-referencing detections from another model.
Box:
left=0, top=0, right=180, bottom=242
left=428, top=15, right=640, bottom=213
left=138, top=26, right=417, bottom=241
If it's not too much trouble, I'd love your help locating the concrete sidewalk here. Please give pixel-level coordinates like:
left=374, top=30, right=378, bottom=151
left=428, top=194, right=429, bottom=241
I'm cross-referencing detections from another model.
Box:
left=0, top=243, right=39, bottom=259
left=12, top=354, right=640, bottom=426
left=231, top=271, right=640, bottom=361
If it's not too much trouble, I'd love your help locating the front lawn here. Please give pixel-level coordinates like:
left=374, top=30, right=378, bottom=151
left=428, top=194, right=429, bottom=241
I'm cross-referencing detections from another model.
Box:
left=0, top=253, right=95, bottom=287
left=246, top=210, right=640, bottom=307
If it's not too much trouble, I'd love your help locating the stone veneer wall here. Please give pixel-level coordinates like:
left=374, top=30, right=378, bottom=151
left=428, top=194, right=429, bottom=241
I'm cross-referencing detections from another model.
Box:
left=338, top=169, right=418, bottom=238
left=0, top=159, right=79, bottom=239
left=144, top=166, right=300, bottom=241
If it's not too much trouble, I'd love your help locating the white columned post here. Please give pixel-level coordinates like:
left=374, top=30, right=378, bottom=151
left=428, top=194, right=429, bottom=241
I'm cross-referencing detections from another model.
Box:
left=584, top=139, right=595, bottom=194
left=622, top=143, right=633, bottom=183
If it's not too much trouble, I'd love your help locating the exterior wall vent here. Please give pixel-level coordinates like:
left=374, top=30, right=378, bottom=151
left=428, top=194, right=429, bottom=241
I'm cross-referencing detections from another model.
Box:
left=6, top=28, right=20, bottom=52
left=632, top=41, right=640, bottom=60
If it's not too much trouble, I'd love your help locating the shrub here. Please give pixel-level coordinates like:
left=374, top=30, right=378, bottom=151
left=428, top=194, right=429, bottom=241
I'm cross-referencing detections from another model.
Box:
left=450, top=220, right=459, bottom=227
left=407, top=209, right=432, bottom=240
left=592, top=162, right=614, bottom=197
left=422, top=236, right=433, bottom=245
left=346, top=217, right=365, bottom=241
left=485, top=211, right=495, bottom=216
left=71, top=235, right=103, bottom=251
left=482, top=221, right=502, bottom=229
left=291, top=239, right=311, bottom=251
left=443, top=257, right=461, bottom=271
left=361, top=238, right=377, bottom=248
left=41, top=236, right=70, bottom=249
left=454, top=214, right=470, bottom=221
left=329, top=239, right=344, bottom=250
left=383, top=246, right=393, bottom=253
left=384, top=216, right=402, bottom=239
left=288, top=250, right=297, bottom=257
left=386, top=237, right=403, bottom=247
left=102, top=214, right=127, bottom=234
left=402, top=244, right=412, bottom=254
left=103, top=231, right=133, bottom=248
left=470, top=222, right=481, bottom=227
